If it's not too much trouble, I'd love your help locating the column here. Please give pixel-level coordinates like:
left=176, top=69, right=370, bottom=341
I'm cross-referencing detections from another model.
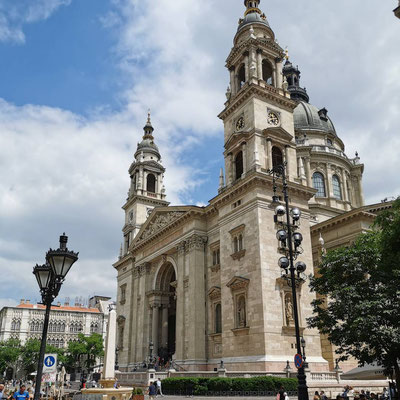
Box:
left=325, top=164, right=333, bottom=206
left=161, top=305, right=169, bottom=349
left=276, top=58, right=283, bottom=88
left=139, top=166, right=144, bottom=193
left=266, top=139, right=272, bottom=170
left=257, top=49, right=263, bottom=80
left=305, top=157, right=312, bottom=187
left=341, top=170, right=348, bottom=202
left=241, top=142, right=247, bottom=176
left=357, top=175, right=365, bottom=206
left=273, top=65, right=277, bottom=88
left=175, top=242, right=186, bottom=361
left=186, top=235, right=207, bottom=362
left=228, top=153, right=234, bottom=184
left=249, top=47, right=256, bottom=79
left=244, top=51, right=249, bottom=82
left=151, top=305, right=159, bottom=356
left=229, top=67, right=236, bottom=95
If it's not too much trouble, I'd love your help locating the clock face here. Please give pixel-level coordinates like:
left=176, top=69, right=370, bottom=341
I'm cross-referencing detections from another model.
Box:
left=236, top=116, right=245, bottom=131
left=268, top=111, right=280, bottom=126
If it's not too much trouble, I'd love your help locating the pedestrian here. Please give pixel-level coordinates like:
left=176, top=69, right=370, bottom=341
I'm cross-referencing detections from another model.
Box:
left=321, top=391, right=328, bottom=400
left=0, top=384, right=5, bottom=400
left=12, top=386, right=29, bottom=400
left=186, top=380, right=194, bottom=398
left=278, top=386, right=285, bottom=400
left=147, top=382, right=157, bottom=400
left=284, top=392, right=290, bottom=400
left=314, top=391, right=321, bottom=400
left=156, top=379, right=164, bottom=397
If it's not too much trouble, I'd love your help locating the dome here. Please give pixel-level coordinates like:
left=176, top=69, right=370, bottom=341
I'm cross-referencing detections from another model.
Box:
left=135, top=138, right=160, bottom=158
left=238, top=12, right=270, bottom=32
left=293, top=101, right=336, bottom=135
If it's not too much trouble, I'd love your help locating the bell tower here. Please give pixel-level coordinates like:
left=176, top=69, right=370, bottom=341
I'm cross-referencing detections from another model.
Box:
left=219, top=0, right=299, bottom=187
left=120, top=112, right=169, bottom=256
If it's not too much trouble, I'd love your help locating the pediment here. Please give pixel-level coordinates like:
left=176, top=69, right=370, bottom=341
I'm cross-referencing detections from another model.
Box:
left=134, top=207, right=188, bottom=244
left=264, top=126, right=293, bottom=143
left=225, top=131, right=250, bottom=151
left=208, top=286, right=221, bottom=300
left=226, top=276, right=250, bottom=291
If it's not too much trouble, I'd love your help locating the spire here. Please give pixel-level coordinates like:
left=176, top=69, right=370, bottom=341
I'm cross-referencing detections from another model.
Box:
left=244, top=0, right=262, bottom=16
left=143, top=109, right=154, bottom=139
left=282, top=60, right=309, bottom=103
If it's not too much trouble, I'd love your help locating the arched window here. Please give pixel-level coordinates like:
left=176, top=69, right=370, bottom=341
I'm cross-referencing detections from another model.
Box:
left=237, top=64, right=246, bottom=89
left=332, top=175, right=342, bottom=200
left=146, top=174, right=156, bottom=193
left=215, top=304, right=222, bottom=334
left=313, top=172, right=326, bottom=197
left=262, top=59, right=273, bottom=85
left=272, top=146, right=283, bottom=168
left=235, top=151, right=244, bottom=180
left=238, top=234, right=243, bottom=251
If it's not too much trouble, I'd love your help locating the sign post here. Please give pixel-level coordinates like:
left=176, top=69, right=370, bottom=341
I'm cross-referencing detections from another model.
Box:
left=43, top=354, right=58, bottom=374
left=294, top=354, right=304, bottom=369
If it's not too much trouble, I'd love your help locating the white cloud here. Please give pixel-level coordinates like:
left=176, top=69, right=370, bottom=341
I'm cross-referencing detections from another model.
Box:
left=0, top=0, right=399, bottom=307
left=0, top=0, right=71, bottom=43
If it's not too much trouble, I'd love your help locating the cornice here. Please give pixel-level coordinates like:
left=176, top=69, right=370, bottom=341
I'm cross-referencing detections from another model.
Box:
left=218, top=83, right=296, bottom=120
left=122, top=194, right=169, bottom=210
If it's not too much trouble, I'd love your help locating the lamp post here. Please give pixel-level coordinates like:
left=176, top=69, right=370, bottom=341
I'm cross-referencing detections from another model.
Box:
left=32, top=234, right=78, bottom=400
left=269, top=164, right=309, bottom=400
left=301, top=337, right=308, bottom=369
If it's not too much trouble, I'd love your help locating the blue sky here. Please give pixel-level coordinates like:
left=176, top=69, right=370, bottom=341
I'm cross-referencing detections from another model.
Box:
left=0, top=0, right=399, bottom=308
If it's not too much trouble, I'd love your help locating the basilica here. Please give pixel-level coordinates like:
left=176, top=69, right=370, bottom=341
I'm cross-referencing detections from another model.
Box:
left=114, top=0, right=390, bottom=373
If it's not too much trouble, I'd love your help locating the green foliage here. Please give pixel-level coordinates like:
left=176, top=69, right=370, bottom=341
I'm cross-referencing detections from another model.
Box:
left=308, top=198, right=400, bottom=388
left=0, top=338, right=22, bottom=374
left=132, top=388, right=143, bottom=395
left=20, top=338, right=64, bottom=376
left=161, top=376, right=297, bottom=394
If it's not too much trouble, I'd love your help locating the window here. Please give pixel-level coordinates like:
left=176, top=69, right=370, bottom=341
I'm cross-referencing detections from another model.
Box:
left=332, top=175, right=342, bottom=200
left=238, top=234, right=243, bottom=251
left=312, top=172, right=326, bottom=197
left=230, top=224, right=246, bottom=259
left=233, top=237, right=239, bottom=253
left=212, top=249, right=220, bottom=266
left=262, top=59, right=273, bottom=85
left=90, top=322, right=99, bottom=334
left=272, top=146, right=283, bottom=168
left=146, top=174, right=156, bottom=193
left=235, top=151, right=244, bottom=180
left=215, top=304, right=222, bottom=334
left=327, top=139, right=333, bottom=146
left=237, top=64, right=246, bottom=89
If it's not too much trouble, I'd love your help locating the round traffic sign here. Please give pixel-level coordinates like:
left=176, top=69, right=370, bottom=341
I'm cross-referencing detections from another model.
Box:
left=44, top=355, right=55, bottom=367
left=294, top=353, right=303, bottom=369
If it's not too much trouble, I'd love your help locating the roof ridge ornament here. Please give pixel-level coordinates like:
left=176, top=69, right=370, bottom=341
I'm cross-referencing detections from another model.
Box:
left=143, top=108, right=154, bottom=139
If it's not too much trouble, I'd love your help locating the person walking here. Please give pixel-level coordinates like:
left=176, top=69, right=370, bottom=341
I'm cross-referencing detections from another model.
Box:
left=314, top=391, right=321, bottom=400
left=12, top=386, right=29, bottom=400
left=147, top=382, right=157, bottom=400
left=321, top=391, right=328, bottom=400
left=0, top=384, right=5, bottom=400
left=156, top=379, right=164, bottom=397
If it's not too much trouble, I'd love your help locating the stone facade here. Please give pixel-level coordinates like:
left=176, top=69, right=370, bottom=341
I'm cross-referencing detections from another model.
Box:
left=114, top=0, right=375, bottom=374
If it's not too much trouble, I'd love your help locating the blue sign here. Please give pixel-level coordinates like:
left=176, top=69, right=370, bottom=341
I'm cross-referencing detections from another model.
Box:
left=44, top=355, right=56, bottom=368
left=294, top=353, right=303, bottom=369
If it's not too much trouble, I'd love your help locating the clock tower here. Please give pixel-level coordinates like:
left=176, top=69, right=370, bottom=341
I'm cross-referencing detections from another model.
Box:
left=219, top=0, right=298, bottom=186
left=120, top=112, right=168, bottom=256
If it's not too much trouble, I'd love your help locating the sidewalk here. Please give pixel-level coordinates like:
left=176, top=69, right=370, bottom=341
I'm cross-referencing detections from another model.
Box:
left=155, top=397, right=275, bottom=400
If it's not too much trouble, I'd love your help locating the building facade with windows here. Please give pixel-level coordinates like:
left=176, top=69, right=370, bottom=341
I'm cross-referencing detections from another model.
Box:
left=114, top=0, right=381, bottom=373
left=0, top=296, right=111, bottom=348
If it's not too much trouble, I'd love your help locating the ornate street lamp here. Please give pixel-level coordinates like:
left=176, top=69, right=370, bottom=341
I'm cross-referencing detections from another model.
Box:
left=269, top=164, right=309, bottom=400
left=32, top=234, right=78, bottom=400
left=148, top=340, right=154, bottom=369
left=301, top=337, right=308, bottom=369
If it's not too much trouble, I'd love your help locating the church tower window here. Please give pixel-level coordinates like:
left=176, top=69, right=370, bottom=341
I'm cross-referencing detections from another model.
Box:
left=272, top=146, right=283, bottom=168
left=235, top=151, right=244, bottom=180
left=262, top=59, right=273, bottom=85
left=313, top=172, right=326, bottom=197
left=332, top=175, right=342, bottom=200
left=147, top=174, right=156, bottom=193
left=237, top=64, right=246, bottom=90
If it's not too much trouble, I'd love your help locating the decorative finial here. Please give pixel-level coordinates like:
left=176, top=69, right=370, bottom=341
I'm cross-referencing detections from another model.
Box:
left=147, top=109, right=151, bottom=124
left=355, top=151, right=359, bottom=157
left=285, top=47, right=289, bottom=61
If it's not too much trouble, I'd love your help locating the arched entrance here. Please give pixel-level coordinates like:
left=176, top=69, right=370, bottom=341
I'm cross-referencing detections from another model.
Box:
left=153, top=262, right=177, bottom=363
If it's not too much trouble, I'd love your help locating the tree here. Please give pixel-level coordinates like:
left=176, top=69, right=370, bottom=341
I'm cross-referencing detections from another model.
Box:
left=64, top=333, right=104, bottom=373
left=0, top=338, right=22, bottom=375
left=20, top=338, right=65, bottom=376
left=308, top=198, right=400, bottom=389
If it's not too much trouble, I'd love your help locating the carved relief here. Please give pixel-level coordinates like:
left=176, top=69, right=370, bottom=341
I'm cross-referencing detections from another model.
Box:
left=284, top=293, right=295, bottom=327
left=139, top=212, right=186, bottom=241
left=187, top=234, right=208, bottom=251
left=208, top=286, right=221, bottom=300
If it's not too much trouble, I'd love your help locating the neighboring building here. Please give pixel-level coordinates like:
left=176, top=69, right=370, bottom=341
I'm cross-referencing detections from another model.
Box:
left=114, top=0, right=385, bottom=373
left=394, top=1, right=400, bottom=19
left=0, top=296, right=112, bottom=348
